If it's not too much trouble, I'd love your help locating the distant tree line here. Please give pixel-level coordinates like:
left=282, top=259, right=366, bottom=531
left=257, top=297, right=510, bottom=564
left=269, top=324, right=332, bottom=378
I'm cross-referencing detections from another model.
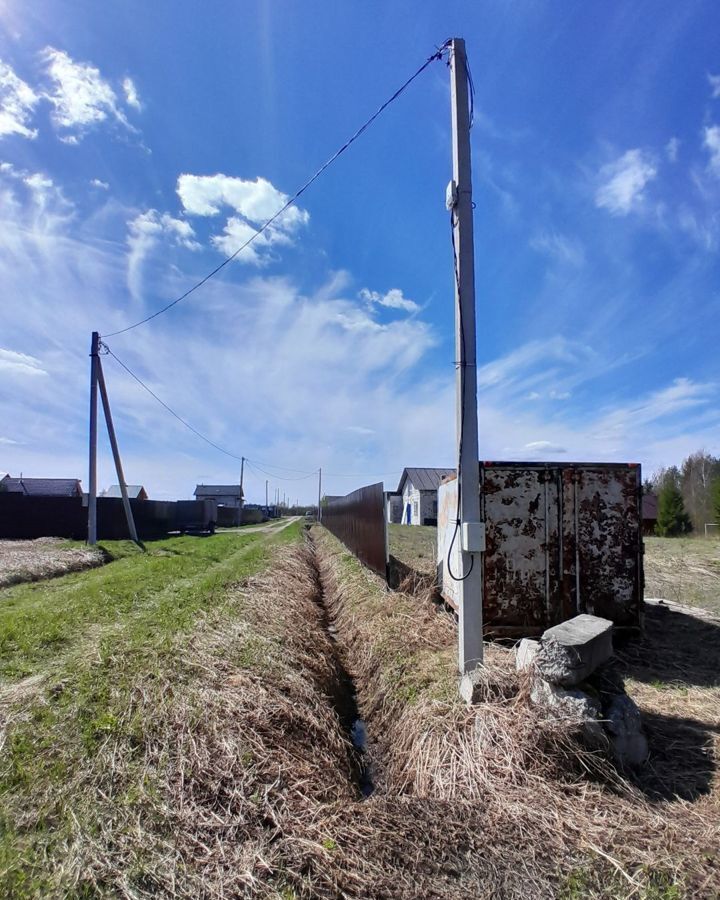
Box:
left=644, top=450, right=720, bottom=537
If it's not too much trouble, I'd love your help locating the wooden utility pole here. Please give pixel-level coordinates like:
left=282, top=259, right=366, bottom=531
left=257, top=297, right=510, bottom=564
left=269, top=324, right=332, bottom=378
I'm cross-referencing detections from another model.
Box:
left=317, top=468, right=322, bottom=522
left=88, top=332, right=100, bottom=545
left=97, top=355, right=139, bottom=544
left=449, top=38, right=483, bottom=673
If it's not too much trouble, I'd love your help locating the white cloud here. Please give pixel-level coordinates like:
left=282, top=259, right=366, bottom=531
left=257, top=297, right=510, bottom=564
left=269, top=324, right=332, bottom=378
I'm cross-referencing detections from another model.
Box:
left=90, top=178, right=109, bottom=190
left=0, top=437, right=20, bottom=445
left=122, top=76, right=141, bottom=111
left=359, top=287, right=419, bottom=313
left=177, top=173, right=308, bottom=264
left=530, top=230, right=584, bottom=267
left=524, top=441, right=567, bottom=454
left=0, top=348, right=48, bottom=377
left=703, top=125, right=720, bottom=175
left=127, top=209, right=200, bottom=299
left=549, top=389, right=571, bottom=400
left=595, top=149, right=657, bottom=215
left=211, top=215, right=291, bottom=265
left=0, top=59, right=39, bottom=139
left=665, top=137, right=680, bottom=162
left=42, top=47, right=134, bottom=140
left=177, top=174, right=308, bottom=229
left=708, top=73, right=720, bottom=100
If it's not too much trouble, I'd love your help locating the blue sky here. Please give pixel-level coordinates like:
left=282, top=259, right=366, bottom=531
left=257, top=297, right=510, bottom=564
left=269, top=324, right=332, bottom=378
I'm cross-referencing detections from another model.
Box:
left=1, top=1, right=719, bottom=503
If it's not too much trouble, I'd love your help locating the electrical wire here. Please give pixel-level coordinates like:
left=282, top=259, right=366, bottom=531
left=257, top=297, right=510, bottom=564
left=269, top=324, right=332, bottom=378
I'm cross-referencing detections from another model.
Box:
left=102, top=40, right=452, bottom=339
left=102, top=344, right=246, bottom=462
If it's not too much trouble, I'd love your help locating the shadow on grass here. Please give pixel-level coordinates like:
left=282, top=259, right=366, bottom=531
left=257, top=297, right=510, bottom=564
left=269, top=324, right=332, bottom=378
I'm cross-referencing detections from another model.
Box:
left=617, top=602, right=720, bottom=689
left=634, top=709, right=718, bottom=802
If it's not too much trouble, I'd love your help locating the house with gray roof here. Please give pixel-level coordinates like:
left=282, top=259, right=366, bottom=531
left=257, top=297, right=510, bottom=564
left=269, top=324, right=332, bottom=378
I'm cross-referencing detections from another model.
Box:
left=104, top=484, right=148, bottom=500
left=396, top=467, right=455, bottom=526
left=194, top=483, right=244, bottom=508
left=0, top=475, right=82, bottom=497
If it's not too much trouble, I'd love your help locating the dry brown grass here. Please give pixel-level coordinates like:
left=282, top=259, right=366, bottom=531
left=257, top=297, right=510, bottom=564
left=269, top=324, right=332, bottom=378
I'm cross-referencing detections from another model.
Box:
left=3, top=527, right=718, bottom=898
left=0, top=537, right=105, bottom=587
left=313, top=526, right=720, bottom=898
left=644, top=536, right=720, bottom=615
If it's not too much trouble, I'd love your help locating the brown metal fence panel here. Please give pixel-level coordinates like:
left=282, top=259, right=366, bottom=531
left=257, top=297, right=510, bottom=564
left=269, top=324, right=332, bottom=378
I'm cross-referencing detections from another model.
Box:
left=323, top=482, right=388, bottom=579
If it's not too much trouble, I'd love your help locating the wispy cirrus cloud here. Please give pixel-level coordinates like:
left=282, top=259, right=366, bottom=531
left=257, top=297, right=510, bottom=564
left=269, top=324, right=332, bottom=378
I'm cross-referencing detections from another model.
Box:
left=530, top=230, right=585, bottom=267
left=42, top=47, right=135, bottom=142
left=127, top=209, right=200, bottom=300
left=0, top=348, right=48, bottom=377
left=359, top=287, right=419, bottom=313
left=703, top=124, right=720, bottom=175
left=0, top=59, right=39, bottom=139
left=122, top=76, right=141, bottom=111
left=595, top=149, right=657, bottom=215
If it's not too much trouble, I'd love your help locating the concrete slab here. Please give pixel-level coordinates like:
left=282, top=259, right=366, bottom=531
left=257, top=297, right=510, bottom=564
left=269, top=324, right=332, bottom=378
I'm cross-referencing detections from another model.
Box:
left=537, top=614, right=613, bottom=687
left=515, top=638, right=540, bottom=673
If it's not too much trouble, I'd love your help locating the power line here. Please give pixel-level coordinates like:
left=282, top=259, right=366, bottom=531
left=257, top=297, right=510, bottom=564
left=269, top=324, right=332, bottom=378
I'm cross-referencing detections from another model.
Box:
left=102, top=40, right=451, bottom=339
left=103, top=344, right=245, bottom=462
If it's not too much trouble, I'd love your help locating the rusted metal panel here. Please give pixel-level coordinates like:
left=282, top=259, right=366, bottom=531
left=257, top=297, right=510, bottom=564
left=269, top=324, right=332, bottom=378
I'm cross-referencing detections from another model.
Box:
left=323, top=482, right=388, bottom=579
left=437, top=463, right=643, bottom=634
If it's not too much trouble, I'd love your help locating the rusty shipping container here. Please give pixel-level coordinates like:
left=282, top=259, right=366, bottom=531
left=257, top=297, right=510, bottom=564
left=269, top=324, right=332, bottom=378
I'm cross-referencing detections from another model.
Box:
left=323, top=482, right=389, bottom=579
left=437, top=462, right=643, bottom=636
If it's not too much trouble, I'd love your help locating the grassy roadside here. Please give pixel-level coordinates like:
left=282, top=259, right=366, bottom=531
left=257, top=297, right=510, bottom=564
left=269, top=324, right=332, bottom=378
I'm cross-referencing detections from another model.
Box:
left=313, top=526, right=720, bottom=898
left=644, top=536, right=720, bottom=615
left=0, top=523, right=303, bottom=896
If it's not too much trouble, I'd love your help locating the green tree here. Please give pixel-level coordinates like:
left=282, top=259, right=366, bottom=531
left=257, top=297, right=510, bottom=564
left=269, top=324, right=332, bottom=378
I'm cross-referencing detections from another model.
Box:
left=655, top=481, right=692, bottom=537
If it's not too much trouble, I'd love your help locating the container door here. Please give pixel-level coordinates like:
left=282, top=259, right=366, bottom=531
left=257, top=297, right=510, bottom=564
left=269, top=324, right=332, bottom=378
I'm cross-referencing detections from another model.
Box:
left=481, top=466, right=562, bottom=633
left=564, top=466, right=641, bottom=627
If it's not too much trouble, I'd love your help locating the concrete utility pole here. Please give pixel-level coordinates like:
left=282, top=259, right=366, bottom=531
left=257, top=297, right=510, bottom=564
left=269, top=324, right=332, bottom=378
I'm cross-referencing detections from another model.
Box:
left=449, top=38, right=483, bottom=673
left=239, top=456, right=245, bottom=523
left=88, top=332, right=99, bottom=546
left=265, top=479, right=269, bottom=515
left=317, top=467, right=322, bottom=522
left=97, top=355, right=139, bottom=543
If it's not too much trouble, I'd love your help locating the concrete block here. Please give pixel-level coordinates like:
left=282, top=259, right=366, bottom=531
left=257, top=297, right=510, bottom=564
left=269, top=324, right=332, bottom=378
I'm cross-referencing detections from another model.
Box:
left=459, top=669, right=484, bottom=705
left=537, top=614, right=613, bottom=687
left=530, top=679, right=606, bottom=748
left=515, top=638, right=540, bottom=673
left=604, top=694, right=648, bottom=767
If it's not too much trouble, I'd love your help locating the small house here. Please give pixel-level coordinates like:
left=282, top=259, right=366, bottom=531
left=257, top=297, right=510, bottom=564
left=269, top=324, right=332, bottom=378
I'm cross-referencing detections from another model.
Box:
left=642, top=493, right=658, bottom=536
left=104, top=484, right=148, bottom=500
left=385, top=491, right=402, bottom=524
left=0, top=475, right=83, bottom=497
left=194, top=484, right=244, bottom=508
left=397, top=467, right=455, bottom=526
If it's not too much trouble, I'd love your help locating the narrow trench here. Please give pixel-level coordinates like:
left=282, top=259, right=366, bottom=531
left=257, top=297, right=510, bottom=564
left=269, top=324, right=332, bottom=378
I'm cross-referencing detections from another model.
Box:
left=305, top=537, right=374, bottom=798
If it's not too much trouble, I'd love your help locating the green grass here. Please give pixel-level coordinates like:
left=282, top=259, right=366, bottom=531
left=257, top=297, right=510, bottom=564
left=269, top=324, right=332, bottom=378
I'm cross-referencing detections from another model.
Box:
left=387, top=523, right=438, bottom=575
left=0, top=522, right=304, bottom=896
left=0, top=528, right=299, bottom=682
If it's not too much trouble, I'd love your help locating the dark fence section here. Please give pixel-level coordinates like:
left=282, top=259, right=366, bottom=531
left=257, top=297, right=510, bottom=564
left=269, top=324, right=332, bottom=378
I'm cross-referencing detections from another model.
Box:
left=215, top=507, right=265, bottom=527
left=0, top=494, right=216, bottom=540
left=323, top=482, right=388, bottom=579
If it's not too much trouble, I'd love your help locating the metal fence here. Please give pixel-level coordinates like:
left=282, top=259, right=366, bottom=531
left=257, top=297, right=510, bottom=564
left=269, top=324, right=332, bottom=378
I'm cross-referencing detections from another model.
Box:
left=322, top=482, right=388, bottom=579
left=0, top=494, right=216, bottom=540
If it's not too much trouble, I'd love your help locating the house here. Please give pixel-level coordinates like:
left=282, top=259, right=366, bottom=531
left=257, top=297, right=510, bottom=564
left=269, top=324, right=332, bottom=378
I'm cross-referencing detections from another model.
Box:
left=0, top=475, right=82, bottom=497
left=397, top=467, right=455, bottom=526
left=385, top=491, right=402, bottom=524
left=642, top=493, right=658, bottom=536
left=194, top=483, right=244, bottom=508
left=104, top=484, right=148, bottom=500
